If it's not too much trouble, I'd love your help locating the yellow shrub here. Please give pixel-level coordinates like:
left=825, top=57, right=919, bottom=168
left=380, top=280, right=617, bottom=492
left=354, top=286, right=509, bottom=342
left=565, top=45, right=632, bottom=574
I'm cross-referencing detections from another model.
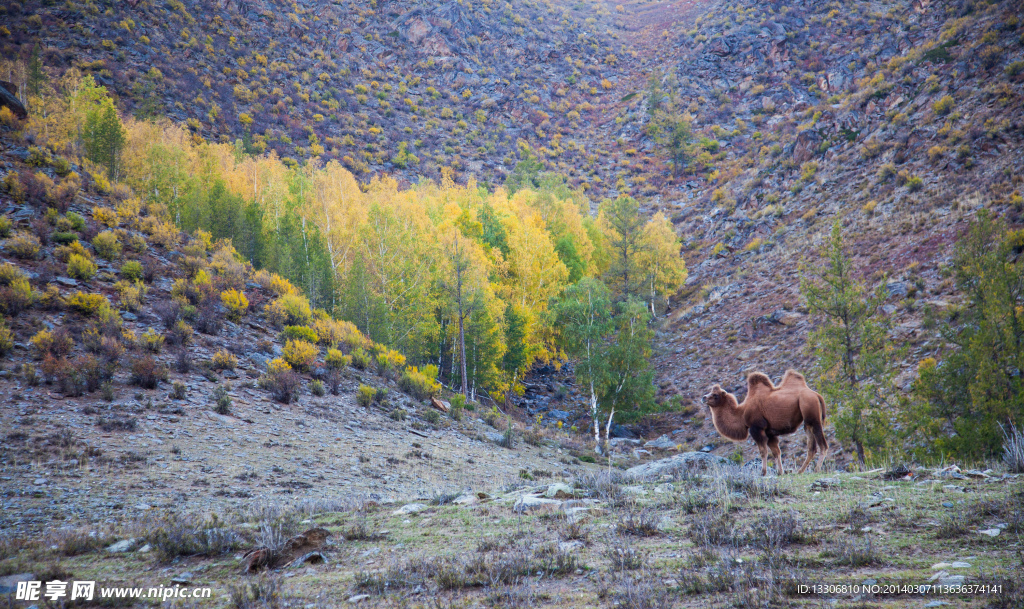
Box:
left=325, top=348, right=351, bottom=369
left=933, top=95, right=954, bottom=115
left=266, top=357, right=292, bottom=375
left=264, top=293, right=312, bottom=327
left=115, top=280, right=146, bottom=311
left=31, top=328, right=73, bottom=359
left=91, top=208, right=118, bottom=230
left=282, top=339, right=317, bottom=371
left=92, top=231, right=122, bottom=260
left=0, top=316, right=13, bottom=355
left=67, top=254, right=98, bottom=281
left=6, top=231, right=41, bottom=259
left=141, top=328, right=164, bottom=353
left=55, top=240, right=92, bottom=263
left=220, top=289, right=249, bottom=321
left=398, top=365, right=441, bottom=400
left=66, top=291, right=109, bottom=316
left=0, top=276, right=32, bottom=315
left=211, top=349, right=238, bottom=370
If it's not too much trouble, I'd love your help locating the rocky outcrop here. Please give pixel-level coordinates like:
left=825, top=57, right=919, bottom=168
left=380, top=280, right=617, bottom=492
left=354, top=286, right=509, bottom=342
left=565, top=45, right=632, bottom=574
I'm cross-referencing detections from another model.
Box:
left=0, top=82, right=27, bottom=119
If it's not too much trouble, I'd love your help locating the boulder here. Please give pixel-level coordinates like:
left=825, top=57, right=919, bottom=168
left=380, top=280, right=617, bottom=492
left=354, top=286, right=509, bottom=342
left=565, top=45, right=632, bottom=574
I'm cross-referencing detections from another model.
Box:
left=0, top=82, right=27, bottom=119
left=106, top=538, right=138, bottom=553
left=644, top=435, right=678, bottom=450
left=392, top=503, right=428, bottom=516
left=512, top=494, right=561, bottom=513
left=625, top=452, right=730, bottom=479
left=543, top=483, right=579, bottom=499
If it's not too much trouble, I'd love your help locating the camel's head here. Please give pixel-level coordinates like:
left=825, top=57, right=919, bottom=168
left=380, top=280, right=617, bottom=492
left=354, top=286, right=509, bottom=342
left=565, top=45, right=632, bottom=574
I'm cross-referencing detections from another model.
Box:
left=702, top=384, right=730, bottom=410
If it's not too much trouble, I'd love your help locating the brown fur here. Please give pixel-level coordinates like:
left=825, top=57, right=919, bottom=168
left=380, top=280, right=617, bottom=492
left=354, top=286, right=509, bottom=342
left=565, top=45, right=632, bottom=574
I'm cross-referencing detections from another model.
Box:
left=702, top=369, right=828, bottom=476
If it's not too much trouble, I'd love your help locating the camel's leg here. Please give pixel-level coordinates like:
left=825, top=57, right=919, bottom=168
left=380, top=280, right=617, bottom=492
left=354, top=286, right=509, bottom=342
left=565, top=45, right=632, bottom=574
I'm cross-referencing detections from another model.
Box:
left=750, top=426, right=769, bottom=476
left=813, top=424, right=829, bottom=472
left=768, top=435, right=783, bottom=475
left=796, top=427, right=816, bottom=474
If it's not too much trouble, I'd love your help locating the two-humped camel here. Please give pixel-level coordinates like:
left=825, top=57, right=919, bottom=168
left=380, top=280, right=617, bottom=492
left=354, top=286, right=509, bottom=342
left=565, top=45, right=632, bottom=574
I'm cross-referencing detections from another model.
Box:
left=703, top=370, right=829, bottom=476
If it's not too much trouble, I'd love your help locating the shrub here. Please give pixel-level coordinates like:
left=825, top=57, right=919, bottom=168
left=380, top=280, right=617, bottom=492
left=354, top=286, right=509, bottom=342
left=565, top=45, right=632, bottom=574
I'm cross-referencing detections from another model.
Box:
left=91, top=231, right=121, bottom=260
left=325, top=348, right=352, bottom=369
left=138, top=328, right=163, bottom=353
left=6, top=231, right=41, bottom=259
left=213, top=385, right=232, bottom=414
left=66, top=291, right=109, bottom=316
left=906, top=176, right=924, bottom=192
left=55, top=239, right=91, bottom=263
left=282, top=339, right=317, bottom=371
left=357, top=384, right=377, bottom=408
left=424, top=409, right=441, bottom=425
left=0, top=215, right=12, bottom=237
left=399, top=365, right=441, bottom=400
left=450, top=394, right=465, bottom=421
left=121, top=260, right=144, bottom=282
left=168, top=319, right=193, bottom=346
left=264, top=293, right=311, bottom=327
left=131, top=355, right=167, bottom=389
left=346, top=345, right=372, bottom=369
left=115, top=280, right=145, bottom=311
left=0, top=316, right=13, bottom=355
left=310, top=379, right=326, bottom=397
left=67, top=254, right=97, bottom=281
left=211, top=349, right=238, bottom=370
left=0, top=275, right=32, bottom=315
left=171, top=382, right=187, bottom=400
left=31, top=328, right=73, bottom=359
left=282, top=325, right=318, bottom=343
left=92, top=206, right=119, bottom=228
left=220, top=289, right=249, bottom=321
left=933, top=95, right=954, bottom=115
left=376, top=348, right=406, bottom=376
left=262, top=358, right=300, bottom=403
left=66, top=212, right=86, bottom=232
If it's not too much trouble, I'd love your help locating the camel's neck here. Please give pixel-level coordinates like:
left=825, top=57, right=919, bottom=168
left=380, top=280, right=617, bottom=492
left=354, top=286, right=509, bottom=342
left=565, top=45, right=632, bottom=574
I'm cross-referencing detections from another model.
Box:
left=710, top=398, right=749, bottom=442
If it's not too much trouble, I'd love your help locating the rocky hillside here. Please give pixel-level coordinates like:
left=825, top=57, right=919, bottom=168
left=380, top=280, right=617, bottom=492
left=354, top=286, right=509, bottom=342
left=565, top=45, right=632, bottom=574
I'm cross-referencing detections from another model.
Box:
left=1, top=0, right=1022, bottom=468
left=645, top=0, right=1023, bottom=443
left=1, top=0, right=632, bottom=188
left=0, top=132, right=592, bottom=536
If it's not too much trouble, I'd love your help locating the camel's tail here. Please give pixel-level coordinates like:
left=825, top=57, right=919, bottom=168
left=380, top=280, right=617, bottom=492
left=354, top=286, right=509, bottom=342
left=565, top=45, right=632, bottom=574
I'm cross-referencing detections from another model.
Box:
left=818, top=393, right=827, bottom=422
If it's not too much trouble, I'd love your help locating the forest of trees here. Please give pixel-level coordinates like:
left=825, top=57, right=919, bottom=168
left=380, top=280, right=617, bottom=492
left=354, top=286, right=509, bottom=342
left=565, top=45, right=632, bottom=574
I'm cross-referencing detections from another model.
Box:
left=7, top=65, right=687, bottom=437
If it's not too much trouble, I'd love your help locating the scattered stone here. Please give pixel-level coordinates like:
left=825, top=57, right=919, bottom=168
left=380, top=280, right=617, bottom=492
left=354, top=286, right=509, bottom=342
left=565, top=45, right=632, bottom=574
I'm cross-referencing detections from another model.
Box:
left=392, top=503, right=428, bottom=516
left=644, top=435, right=678, bottom=450
left=978, top=528, right=1000, bottom=537
left=512, top=494, right=562, bottom=514
left=543, top=483, right=578, bottom=499
left=941, top=502, right=954, bottom=508
left=347, top=594, right=371, bottom=603
left=625, top=451, right=730, bottom=479
left=810, top=478, right=841, bottom=491
left=937, top=575, right=964, bottom=586
left=171, top=573, right=193, bottom=585
left=924, top=602, right=948, bottom=608
left=558, top=541, right=584, bottom=553
left=106, top=538, right=137, bottom=553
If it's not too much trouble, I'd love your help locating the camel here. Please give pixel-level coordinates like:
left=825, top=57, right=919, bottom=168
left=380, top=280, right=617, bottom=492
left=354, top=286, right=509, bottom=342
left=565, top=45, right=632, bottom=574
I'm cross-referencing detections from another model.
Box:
left=702, top=370, right=828, bottom=476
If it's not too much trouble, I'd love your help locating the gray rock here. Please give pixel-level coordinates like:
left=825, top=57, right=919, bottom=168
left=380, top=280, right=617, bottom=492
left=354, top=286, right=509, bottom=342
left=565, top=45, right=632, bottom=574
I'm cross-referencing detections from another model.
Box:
left=512, top=494, right=561, bottom=513
left=625, top=451, right=730, bottom=479
left=392, top=503, right=428, bottom=516
left=171, top=572, right=192, bottom=585
left=644, top=435, right=678, bottom=450
left=106, top=538, right=137, bottom=553
left=937, top=575, right=964, bottom=586
left=978, top=528, right=1000, bottom=537
left=348, top=594, right=371, bottom=603
left=0, top=573, right=35, bottom=595
left=543, top=483, right=578, bottom=499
